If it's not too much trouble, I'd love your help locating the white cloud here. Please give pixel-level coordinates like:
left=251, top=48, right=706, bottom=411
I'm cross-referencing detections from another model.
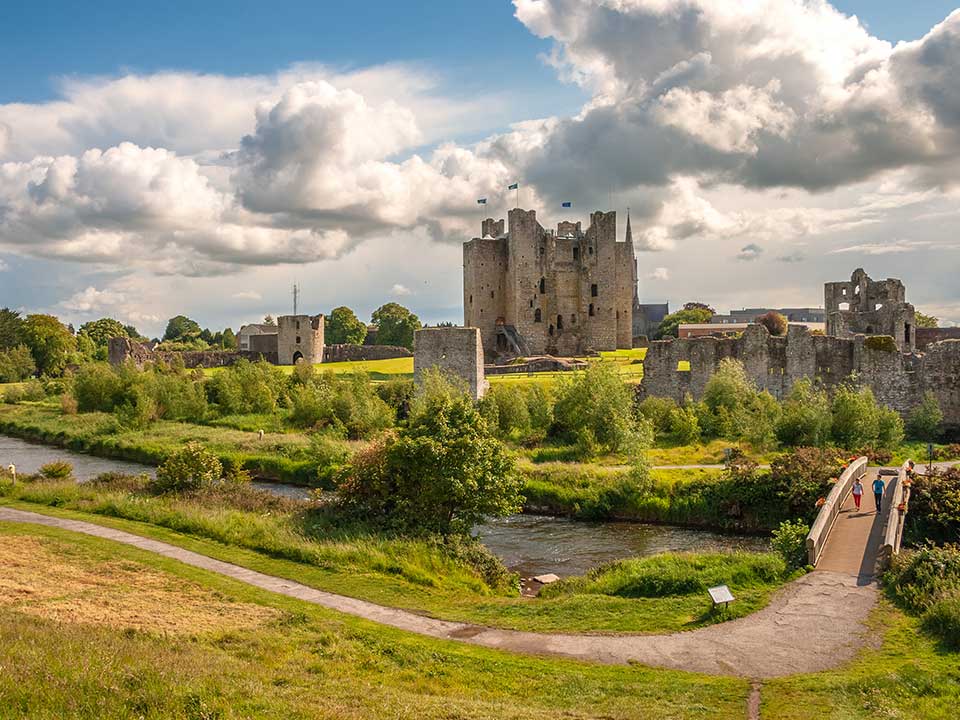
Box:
left=231, top=290, right=262, bottom=301
left=829, top=239, right=936, bottom=255
left=0, top=258, right=7, bottom=272
left=391, top=283, right=413, bottom=296
left=647, top=267, right=669, bottom=281
left=61, top=286, right=126, bottom=313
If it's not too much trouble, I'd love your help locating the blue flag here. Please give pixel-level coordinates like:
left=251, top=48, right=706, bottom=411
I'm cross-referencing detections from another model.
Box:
left=477, top=198, right=487, bottom=205
left=561, top=201, right=572, bottom=208
left=508, top=182, right=519, bottom=190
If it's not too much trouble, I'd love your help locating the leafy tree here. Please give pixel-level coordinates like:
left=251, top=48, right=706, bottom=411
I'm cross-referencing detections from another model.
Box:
left=776, top=378, right=832, bottom=447
left=149, top=441, right=223, bottom=494
left=0, top=345, right=36, bottom=382
left=915, top=312, right=939, bottom=329
left=769, top=447, right=843, bottom=518
left=21, top=314, right=76, bottom=376
left=326, top=306, right=367, bottom=345
left=755, top=311, right=788, bottom=336
left=337, top=371, right=521, bottom=535
left=263, top=314, right=276, bottom=326
left=669, top=400, right=701, bottom=445
left=0, top=308, right=24, bottom=350
left=682, top=302, right=715, bottom=314
left=123, top=324, right=143, bottom=341
left=829, top=383, right=903, bottom=451
left=78, top=318, right=127, bottom=349
left=199, top=328, right=215, bottom=344
left=221, top=327, right=237, bottom=349
left=371, top=302, right=421, bottom=350
left=655, top=307, right=712, bottom=338
left=908, top=391, right=944, bottom=442
left=163, top=315, right=202, bottom=343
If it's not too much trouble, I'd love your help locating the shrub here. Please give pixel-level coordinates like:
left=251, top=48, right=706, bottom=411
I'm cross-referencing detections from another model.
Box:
left=0, top=345, right=36, bottom=383
left=830, top=383, right=901, bottom=450
left=922, top=595, right=960, bottom=649
left=376, top=378, right=415, bottom=419
left=337, top=384, right=521, bottom=535
left=20, top=379, right=45, bottom=401
left=150, top=441, right=223, bottom=493
left=906, top=467, right=960, bottom=545
left=38, top=461, right=73, bottom=480
left=60, top=394, right=78, bottom=415
left=73, top=362, right=125, bottom=412
left=755, top=311, right=787, bottom=336
left=207, top=360, right=284, bottom=415
left=771, top=519, right=810, bottom=570
left=552, top=362, right=649, bottom=456
left=885, top=543, right=960, bottom=613
left=637, top=396, right=677, bottom=436
left=864, top=335, right=898, bottom=353
left=669, top=400, right=701, bottom=445
left=2, top=385, right=24, bottom=404
left=289, top=372, right=393, bottom=439
left=776, top=378, right=831, bottom=447
left=907, top=391, right=944, bottom=442
left=769, top=447, right=843, bottom=518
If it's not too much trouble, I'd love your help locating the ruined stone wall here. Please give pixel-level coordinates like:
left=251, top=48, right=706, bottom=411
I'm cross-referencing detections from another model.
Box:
left=825, top=268, right=916, bottom=351
left=322, top=344, right=412, bottom=363
left=916, top=327, right=960, bottom=350
left=108, top=338, right=274, bottom=368
left=637, top=326, right=960, bottom=426
left=414, top=327, right=486, bottom=400
left=277, top=314, right=324, bottom=365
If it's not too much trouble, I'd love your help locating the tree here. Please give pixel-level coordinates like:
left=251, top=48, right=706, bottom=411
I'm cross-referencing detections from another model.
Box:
left=326, top=306, right=367, bottom=345
left=0, top=345, right=36, bottom=382
left=123, top=324, right=143, bottom=341
left=78, top=318, right=127, bottom=349
left=682, top=302, right=715, bottom=314
left=337, top=371, right=521, bottom=535
left=20, top=314, right=76, bottom=376
left=915, top=312, right=939, bottom=329
left=199, top=328, right=215, bottom=345
left=163, top=315, right=202, bottom=342
left=907, top=391, right=943, bottom=442
left=755, top=311, right=788, bottom=336
left=263, top=315, right=276, bottom=326
left=776, top=378, right=832, bottom=447
left=655, top=307, right=712, bottom=338
left=371, top=302, right=421, bottom=349
left=221, top=328, right=237, bottom=350
left=0, top=308, right=24, bottom=350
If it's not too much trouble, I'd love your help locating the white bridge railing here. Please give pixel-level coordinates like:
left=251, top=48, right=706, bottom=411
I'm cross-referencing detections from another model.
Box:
left=879, top=461, right=913, bottom=569
left=805, top=456, right=868, bottom=566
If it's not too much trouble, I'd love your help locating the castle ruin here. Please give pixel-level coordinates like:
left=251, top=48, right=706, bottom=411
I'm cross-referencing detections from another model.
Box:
left=463, top=208, right=637, bottom=359
left=638, top=269, right=960, bottom=427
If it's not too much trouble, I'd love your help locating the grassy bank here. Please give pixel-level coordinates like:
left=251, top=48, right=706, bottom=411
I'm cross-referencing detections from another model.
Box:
left=0, top=476, right=791, bottom=634
left=0, top=521, right=747, bottom=720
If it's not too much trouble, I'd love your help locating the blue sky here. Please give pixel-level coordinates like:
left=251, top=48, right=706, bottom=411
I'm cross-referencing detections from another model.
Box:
left=1, top=1, right=959, bottom=333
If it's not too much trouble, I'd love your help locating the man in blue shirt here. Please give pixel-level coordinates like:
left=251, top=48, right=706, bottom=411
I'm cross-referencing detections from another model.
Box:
left=872, top=476, right=885, bottom=513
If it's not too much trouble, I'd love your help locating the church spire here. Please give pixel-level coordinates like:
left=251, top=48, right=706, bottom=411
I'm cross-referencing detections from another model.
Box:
left=625, top=208, right=632, bottom=244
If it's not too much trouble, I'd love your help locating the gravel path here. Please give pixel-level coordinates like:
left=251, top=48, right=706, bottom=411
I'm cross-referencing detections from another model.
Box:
left=0, top=506, right=878, bottom=678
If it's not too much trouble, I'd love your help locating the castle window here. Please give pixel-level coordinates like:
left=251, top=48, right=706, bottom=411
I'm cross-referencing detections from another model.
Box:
left=573, top=247, right=579, bottom=261
left=296, top=321, right=300, bottom=330
left=295, top=336, right=301, bottom=344
left=490, top=290, right=494, bottom=299
left=588, top=246, right=593, bottom=255
left=540, top=245, right=545, bottom=256
left=529, top=299, right=533, bottom=308
left=571, top=314, right=576, bottom=325
left=591, top=283, right=598, bottom=297
left=589, top=303, right=595, bottom=317
left=534, top=308, right=542, bottom=323
left=548, top=324, right=554, bottom=336
left=539, top=277, right=546, bottom=294
left=616, top=310, right=619, bottom=320
left=469, top=295, right=473, bottom=305
left=557, top=315, right=563, bottom=330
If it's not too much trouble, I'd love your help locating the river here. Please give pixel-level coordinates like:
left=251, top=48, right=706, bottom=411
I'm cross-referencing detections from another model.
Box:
left=0, top=434, right=768, bottom=576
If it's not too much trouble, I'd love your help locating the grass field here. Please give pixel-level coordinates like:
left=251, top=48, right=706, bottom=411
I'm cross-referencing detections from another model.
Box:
left=0, top=521, right=747, bottom=720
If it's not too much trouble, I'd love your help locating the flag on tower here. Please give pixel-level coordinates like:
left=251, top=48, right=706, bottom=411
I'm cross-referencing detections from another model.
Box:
left=561, top=201, right=572, bottom=208
left=477, top=198, right=487, bottom=205
left=508, top=182, right=519, bottom=190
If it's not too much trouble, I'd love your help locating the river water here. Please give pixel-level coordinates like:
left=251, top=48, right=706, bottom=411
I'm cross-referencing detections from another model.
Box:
left=0, top=435, right=768, bottom=577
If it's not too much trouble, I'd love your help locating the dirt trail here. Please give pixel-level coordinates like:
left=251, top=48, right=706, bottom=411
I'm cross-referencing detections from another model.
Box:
left=0, top=507, right=878, bottom=678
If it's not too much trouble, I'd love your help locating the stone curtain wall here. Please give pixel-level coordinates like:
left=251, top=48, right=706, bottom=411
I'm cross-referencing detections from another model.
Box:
left=322, top=344, right=412, bottom=363
left=414, top=327, right=486, bottom=400
left=108, top=338, right=276, bottom=368
left=637, top=325, right=960, bottom=426
left=916, top=327, right=960, bottom=350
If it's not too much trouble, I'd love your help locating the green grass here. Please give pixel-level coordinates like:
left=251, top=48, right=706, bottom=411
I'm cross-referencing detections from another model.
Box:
left=0, top=480, right=784, bottom=634
left=762, top=602, right=960, bottom=718
left=0, top=521, right=747, bottom=720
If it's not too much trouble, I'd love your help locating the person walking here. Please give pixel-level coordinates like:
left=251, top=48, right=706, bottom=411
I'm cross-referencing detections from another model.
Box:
left=852, top=477, right=863, bottom=511
left=872, top=475, right=885, bottom=513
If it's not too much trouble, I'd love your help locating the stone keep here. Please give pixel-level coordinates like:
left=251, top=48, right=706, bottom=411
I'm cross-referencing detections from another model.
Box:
left=825, top=268, right=916, bottom=351
left=414, top=327, right=486, bottom=400
left=463, top=208, right=637, bottom=359
left=277, top=314, right=324, bottom=365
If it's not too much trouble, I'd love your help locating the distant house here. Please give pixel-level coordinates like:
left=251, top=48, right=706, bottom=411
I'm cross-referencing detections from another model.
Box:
left=679, top=321, right=825, bottom=338
left=237, top=323, right=278, bottom=351
left=710, top=307, right=825, bottom=324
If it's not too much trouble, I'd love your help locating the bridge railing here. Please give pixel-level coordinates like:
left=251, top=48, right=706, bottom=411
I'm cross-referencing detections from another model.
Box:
left=879, top=461, right=913, bottom=570
left=806, top=456, right=868, bottom=566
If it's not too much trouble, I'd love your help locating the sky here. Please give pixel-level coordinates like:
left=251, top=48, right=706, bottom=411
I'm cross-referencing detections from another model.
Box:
left=1, top=0, right=959, bottom=335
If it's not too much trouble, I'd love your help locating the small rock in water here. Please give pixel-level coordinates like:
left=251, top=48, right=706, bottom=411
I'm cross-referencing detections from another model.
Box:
left=532, top=573, right=560, bottom=585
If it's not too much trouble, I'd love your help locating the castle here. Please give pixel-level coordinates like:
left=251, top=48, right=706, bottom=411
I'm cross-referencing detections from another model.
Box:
left=463, top=208, right=637, bottom=358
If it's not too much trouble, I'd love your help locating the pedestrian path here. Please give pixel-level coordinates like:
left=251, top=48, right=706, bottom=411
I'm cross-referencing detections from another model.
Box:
left=0, top=506, right=877, bottom=678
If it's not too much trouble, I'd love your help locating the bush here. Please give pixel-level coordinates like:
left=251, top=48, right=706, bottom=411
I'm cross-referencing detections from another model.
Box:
left=150, top=441, right=223, bottom=493
left=289, top=372, right=393, bottom=439
left=0, top=345, right=36, bottom=383
left=907, top=391, right=944, bottom=442
left=376, top=378, right=415, bottom=419
left=73, top=362, right=125, bottom=412
left=669, top=401, right=701, bottom=445
left=906, top=467, right=960, bottom=545
left=922, top=595, right=960, bottom=649
left=552, top=362, right=649, bottom=456
left=38, top=461, right=73, bottom=480
left=771, top=519, right=810, bottom=570
left=885, top=544, right=960, bottom=613
left=207, top=360, right=284, bottom=415
left=2, top=385, right=24, bottom=404
left=637, top=396, right=677, bottom=437
left=776, top=379, right=832, bottom=447
left=337, top=381, right=521, bottom=535
left=755, top=311, right=787, bottom=336
left=769, top=447, right=843, bottom=519
left=830, top=383, right=902, bottom=451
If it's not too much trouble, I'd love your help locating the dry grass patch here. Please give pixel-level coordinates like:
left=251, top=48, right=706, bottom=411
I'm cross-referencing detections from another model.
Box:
left=0, top=535, right=278, bottom=633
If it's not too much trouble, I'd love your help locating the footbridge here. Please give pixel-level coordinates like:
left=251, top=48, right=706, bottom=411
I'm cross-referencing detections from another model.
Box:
left=806, top=457, right=913, bottom=584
